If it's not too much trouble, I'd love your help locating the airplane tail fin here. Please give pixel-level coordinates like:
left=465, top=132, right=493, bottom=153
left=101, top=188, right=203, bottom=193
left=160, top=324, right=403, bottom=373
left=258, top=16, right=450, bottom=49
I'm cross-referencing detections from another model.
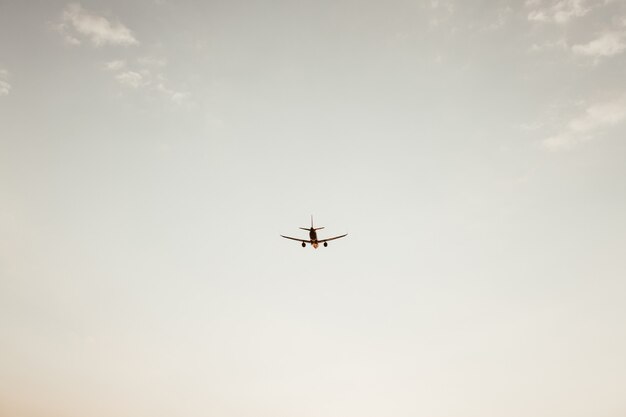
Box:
left=301, top=215, right=324, bottom=230
left=311, top=215, right=324, bottom=231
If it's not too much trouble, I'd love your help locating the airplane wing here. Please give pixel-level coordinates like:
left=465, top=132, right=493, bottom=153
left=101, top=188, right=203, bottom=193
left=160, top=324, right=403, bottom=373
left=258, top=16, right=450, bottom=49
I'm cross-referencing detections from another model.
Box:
left=319, top=234, right=348, bottom=243
left=280, top=235, right=312, bottom=243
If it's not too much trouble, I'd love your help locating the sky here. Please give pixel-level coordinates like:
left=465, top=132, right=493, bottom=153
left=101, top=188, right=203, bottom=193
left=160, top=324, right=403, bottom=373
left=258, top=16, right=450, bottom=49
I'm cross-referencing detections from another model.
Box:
left=1, top=0, right=626, bottom=416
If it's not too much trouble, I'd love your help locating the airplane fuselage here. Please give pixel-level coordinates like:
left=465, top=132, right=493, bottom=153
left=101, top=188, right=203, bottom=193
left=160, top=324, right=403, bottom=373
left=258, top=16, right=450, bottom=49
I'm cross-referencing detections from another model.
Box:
left=308, top=228, right=319, bottom=248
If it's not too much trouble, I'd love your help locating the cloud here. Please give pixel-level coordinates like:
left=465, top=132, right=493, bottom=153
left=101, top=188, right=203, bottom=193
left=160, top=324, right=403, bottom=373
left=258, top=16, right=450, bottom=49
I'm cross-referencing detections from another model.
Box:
left=137, top=56, right=167, bottom=67
left=0, top=69, right=10, bottom=96
left=425, top=0, right=456, bottom=31
left=527, top=0, right=591, bottom=24
left=529, top=38, right=568, bottom=52
left=115, top=71, right=146, bottom=88
left=52, top=5, right=185, bottom=105
left=57, top=3, right=138, bottom=46
left=108, top=59, right=189, bottom=104
left=520, top=121, right=545, bottom=131
left=572, top=31, right=626, bottom=57
left=429, top=0, right=455, bottom=13
left=526, top=1, right=626, bottom=60
left=542, top=96, right=626, bottom=150
left=104, top=60, right=126, bottom=71
left=155, top=82, right=189, bottom=104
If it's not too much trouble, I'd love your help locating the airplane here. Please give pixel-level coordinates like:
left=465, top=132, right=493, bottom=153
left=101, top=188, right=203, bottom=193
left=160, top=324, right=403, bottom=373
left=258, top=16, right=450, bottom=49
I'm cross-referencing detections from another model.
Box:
left=281, top=216, right=348, bottom=249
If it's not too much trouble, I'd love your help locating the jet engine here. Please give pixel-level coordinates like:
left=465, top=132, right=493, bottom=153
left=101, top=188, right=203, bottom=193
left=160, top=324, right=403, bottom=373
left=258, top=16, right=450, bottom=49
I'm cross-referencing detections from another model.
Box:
left=323, top=242, right=328, bottom=247
left=301, top=242, right=306, bottom=247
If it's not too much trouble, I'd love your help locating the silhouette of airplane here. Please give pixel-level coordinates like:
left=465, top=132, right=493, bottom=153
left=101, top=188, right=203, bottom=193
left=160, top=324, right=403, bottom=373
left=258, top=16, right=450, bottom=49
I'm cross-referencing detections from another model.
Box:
left=281, top=216, right=347, bottom=248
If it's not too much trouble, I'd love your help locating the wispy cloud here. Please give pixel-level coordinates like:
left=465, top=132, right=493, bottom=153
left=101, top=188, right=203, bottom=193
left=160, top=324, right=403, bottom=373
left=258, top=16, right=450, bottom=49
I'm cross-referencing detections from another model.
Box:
left=107, top=57, right=188, bottom=104
left=529, top=38, right=568, bottom=52
left=0, top=69, right=10, bottom=96
left=137, top=56, right=167, bottom=67
left=155, top=82, right=189, bottom=104
left=526, top=1, right=626, bottom=60
left=429, top=0, right=455, bottom=13
left=104, top=60, right=126, bottom=71
left=426, top=0, right=456, bottom=31
left=542, top=96, right=626, bottom=150
left=56, top=3, right=138, bottom=46
left=115, top=71, right=147, bottom=89
left=527, top=0, right=591, bottom=24
left=572, top=31, right=626, bottom=57
left=483, top=7, right=513, bottom=31
left=54, top=4, right=186, bottom=104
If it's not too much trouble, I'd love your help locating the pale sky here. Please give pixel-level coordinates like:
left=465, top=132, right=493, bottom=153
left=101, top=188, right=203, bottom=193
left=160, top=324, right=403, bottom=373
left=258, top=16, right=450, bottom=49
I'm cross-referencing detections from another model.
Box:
left=1, top=1, right=626, bottom=416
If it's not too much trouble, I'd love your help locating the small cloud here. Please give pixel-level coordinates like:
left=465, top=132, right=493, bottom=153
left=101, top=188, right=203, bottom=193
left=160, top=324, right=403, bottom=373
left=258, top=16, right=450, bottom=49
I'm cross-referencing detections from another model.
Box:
left=110, top=63, right=189, bottom=104
left=572, top=31, right=626, bottom=57
left=542, top=96, right=626, bottom=150
left=529, top=38, right=568, bottom=52
left=528, top=9, right=548, bottom=22
left=58, top=28, right=81, bottom=45
left=0, top=80, right=10, bottom=96
left=485, top=7, right=512, bottom=31
left=156, top=82, right=189, bottom=104
left=170, top=92, right=188, bottom=104
left=104, top=60, right=126, bottom=71
left=137, top=56, right=167, bottom=67
left=527, top=0, right=591, bottom=24
left=115, top=71, right=145, bottom=88
left=57, top=3, right=138, bottom=47
left=568, top=97, right=626, bottom=130
left=429, top=0, right=455, bottom=12
left=426, top=0, right=455, bottom=30
left=542, top=133, right=576, bottom=150
left=430, top=0, right=456, bottom=14
left=0, top=69, right=10, bottom=96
